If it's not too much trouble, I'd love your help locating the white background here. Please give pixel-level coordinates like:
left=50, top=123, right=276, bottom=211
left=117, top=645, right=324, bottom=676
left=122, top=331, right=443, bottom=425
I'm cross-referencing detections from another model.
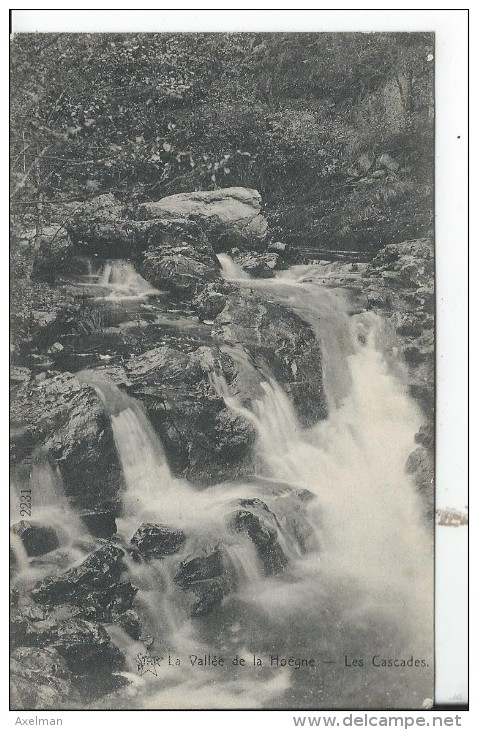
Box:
left=2, top=4, right=471, bottom=727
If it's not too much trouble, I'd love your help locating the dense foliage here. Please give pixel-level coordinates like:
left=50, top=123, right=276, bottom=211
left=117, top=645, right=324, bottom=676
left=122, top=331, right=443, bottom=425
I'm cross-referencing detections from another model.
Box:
left=11, top=32, right=433, bottom=248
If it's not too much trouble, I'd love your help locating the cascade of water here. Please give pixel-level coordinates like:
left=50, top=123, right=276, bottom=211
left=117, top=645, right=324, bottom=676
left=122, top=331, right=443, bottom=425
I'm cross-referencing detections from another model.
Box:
left=10, top=531, right=30, bottom=573
left=220, top=271, right=432, bottom=648
left=70, top=260, right=432, bottom=708
left=10, top=452, right=90, bottom=588
left=99, top=261, right=113, bottom=287
left=10, top=452, right=85, bottom=543
left=217, top=253, right=250, bottom=281
left=224, top=540, right=263, bottom=586
left=95, top=259, right=158, bottom=299
left=215, top=266, right=355, bottom=409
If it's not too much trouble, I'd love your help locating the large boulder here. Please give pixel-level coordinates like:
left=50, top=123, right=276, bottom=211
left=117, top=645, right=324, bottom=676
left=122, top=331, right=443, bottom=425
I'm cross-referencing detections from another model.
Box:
left=174, top=545, right=234, bottom=616
left=188, top=578, right=231, bottom=617
left=131, top=523, right=186, bottom=560
left=24, top=617, right=125, bottom=675
left=66, top=194, right=137, bottom=257
left=124, top=345, right=257, bottom=484
left=10, top=646, right=80, bottom=710
left=133, top=217, right=222, bottom=299
left=11, top=520, right=59, bottom=557
left=139, top=242, right=220, bottom=299
left=52, top=620, right=123, bottom=676
left=262, top=489, right=318, bottom=555
left=228, top=488, right=317, bottom=574
left=192, top=281, right=231, bottom=322
left=10, top=620, right=127, bottom=708
left=231, top=251, right=282, bottom=278
left=229, top=509, right=287, bottom=576
left=31, top=543, right=137, bottom=621
left=79, top=510, right=117, bottom=539
left=175, top=545, right=224, bottom=586
left=10, top=373, right=124, bottom=513
left=213, top=290, right=327, bottom=427
left=137, top=187, right=268, bottom=251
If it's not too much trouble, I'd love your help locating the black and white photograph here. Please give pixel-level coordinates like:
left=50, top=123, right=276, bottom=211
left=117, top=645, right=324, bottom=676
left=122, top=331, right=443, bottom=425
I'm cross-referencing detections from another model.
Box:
left=8, top=11, right=468, bottom=715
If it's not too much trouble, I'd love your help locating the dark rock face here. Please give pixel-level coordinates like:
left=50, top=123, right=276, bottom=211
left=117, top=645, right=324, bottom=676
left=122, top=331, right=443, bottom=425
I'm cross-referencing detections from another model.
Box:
left=11, top=521, right=60, bottom=557
left=414, top=423, right=434, bottom=451
left=406, top=446, right=434, bottom=517
left=125, top=344, right=256, bottom=484
left=133, top=214, right=212, bottom=253
left=79, top=510, right=117, bottom=539
left=10, top=373, right=124, bottom=513
left=174, top=546, right=234, bottom=616
left=26, top=618, right=125, bottom=675
left=139, top=242, right=220, bottom=299
left=232, top=251, right=283, bottom=278
left=31, top=543, right=137, bottom=621
left=131, top=523, right=186, bottom=560
left=10, top=646, right=80, bottom=710
left=10, top=587, right=20, bottom=608
left=229, top=510, right=287, bottom=576
left=175, top=546, right=224, bottom=586
left=11, top=282, right=81, bottom=365
left=114, top=609, right=141, bottom=640
left=189, top=577, right=231, bottom=617
left=10, top=616, right=127, bottom=708
left=66, top=194, right=137, bottom=257
left=11, top=609, right=30, bottom=648
left=192, top=281, right=231, bottom=322
left=365, top=240, right=434, bottom=413
left=365, top=242, right=434, bottom=371
left=364, top=238, right=434, bottom=516
left=213, top=289, right=327, bottom=427
left=75, top=673, right=131, bottom=704
left=31, top=225, right=75, bottom=282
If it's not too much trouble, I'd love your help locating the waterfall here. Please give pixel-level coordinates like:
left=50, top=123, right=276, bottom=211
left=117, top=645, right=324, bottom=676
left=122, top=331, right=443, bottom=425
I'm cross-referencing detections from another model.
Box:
left=86, top=375, right=262, bottom=539
left=85, top=375, right=188, bottom=534
left=95, top=259, right=158, bottom=299
left=10, top=452, right=90, bottom=587
left=24, top=258, right=433, bottom=708
left=217, top=253, right=250, bottom=280
left=95, top=329, right=432, bottom=709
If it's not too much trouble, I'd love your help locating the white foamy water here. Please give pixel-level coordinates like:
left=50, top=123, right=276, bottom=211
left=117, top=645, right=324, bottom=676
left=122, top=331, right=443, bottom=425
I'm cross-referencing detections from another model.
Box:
left=217, top=253, right=250, bottom=281
left=95, top=259, right=159, bottom=299
left=10, top=453, right=91, bottom=588
left=89, top=263, right=432, bottom=708
left=13, top=259, right=434, bottom=709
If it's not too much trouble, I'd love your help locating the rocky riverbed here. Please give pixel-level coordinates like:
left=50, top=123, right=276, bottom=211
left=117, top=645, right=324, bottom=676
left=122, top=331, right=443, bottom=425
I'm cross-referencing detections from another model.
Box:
left=10, top=188, right=434, bottom=709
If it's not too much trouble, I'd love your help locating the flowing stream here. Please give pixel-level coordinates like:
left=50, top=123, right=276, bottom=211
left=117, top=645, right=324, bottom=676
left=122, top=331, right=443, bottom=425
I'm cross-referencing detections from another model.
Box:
left=92, top=259, right=433, bottom=708
left=11, top=255, right=433, bottom=709
left=10, top=452, right=92, bottom=588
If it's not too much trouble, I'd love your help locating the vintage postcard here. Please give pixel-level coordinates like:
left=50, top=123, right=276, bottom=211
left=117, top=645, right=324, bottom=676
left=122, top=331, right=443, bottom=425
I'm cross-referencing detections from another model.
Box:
left=8, top=17, right=467, bottom=712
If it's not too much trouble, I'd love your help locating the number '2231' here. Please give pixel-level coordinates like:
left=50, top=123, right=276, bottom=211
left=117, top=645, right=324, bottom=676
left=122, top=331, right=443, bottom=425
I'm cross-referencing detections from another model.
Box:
left=20, top=489, right=31, bottom=517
